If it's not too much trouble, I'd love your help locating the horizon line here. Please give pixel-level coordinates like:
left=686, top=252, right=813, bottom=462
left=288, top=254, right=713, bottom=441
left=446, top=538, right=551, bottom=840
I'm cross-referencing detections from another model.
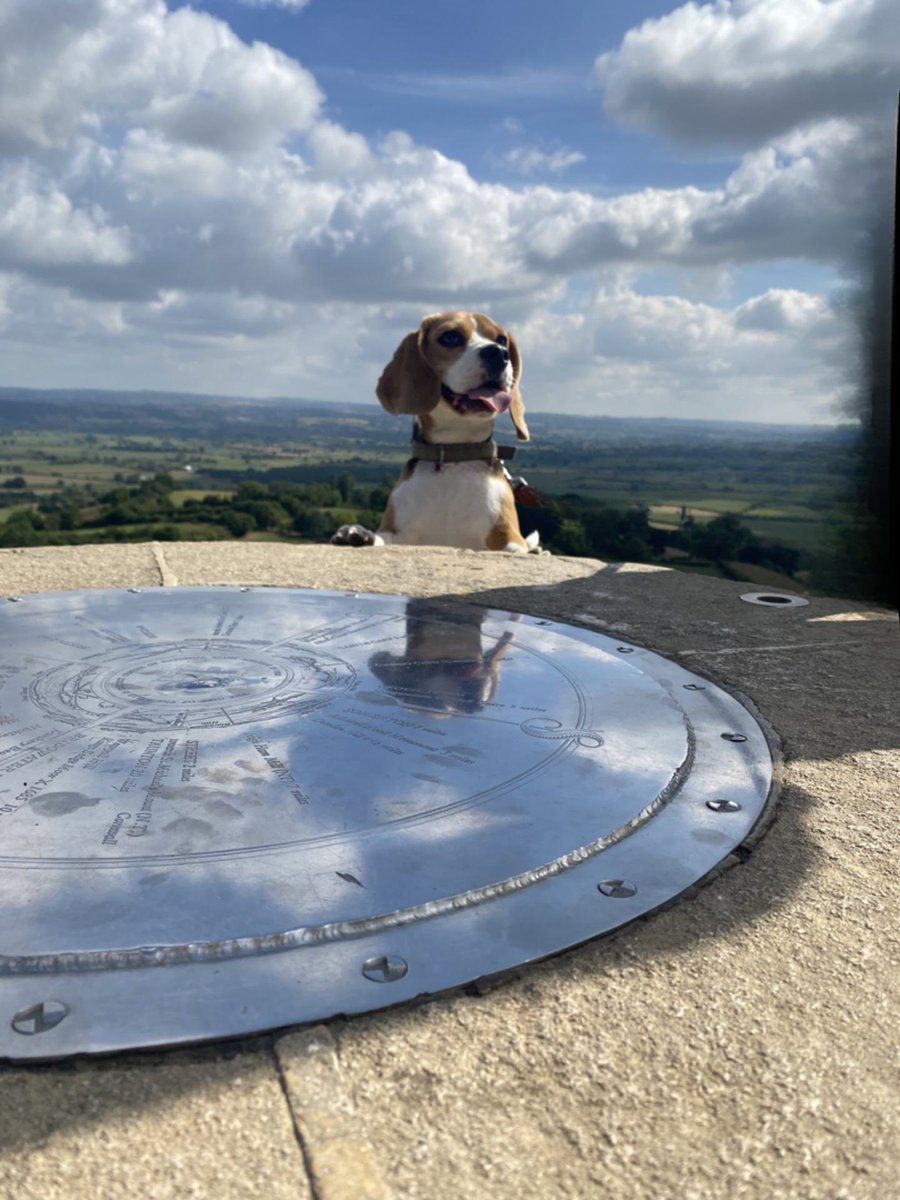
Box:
left=0, top=383, right=849, bottom=430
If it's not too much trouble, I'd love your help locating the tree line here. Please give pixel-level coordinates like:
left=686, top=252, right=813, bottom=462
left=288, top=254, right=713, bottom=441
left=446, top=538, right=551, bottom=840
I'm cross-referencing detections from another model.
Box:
left=0, top=473, right=387, bottom=546
left=1, top=470, right=807, bottom=583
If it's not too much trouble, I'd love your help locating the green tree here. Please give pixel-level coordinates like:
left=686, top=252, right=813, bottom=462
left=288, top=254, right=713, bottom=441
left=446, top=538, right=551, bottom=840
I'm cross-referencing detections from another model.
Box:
left=334, top=473, right=356, bottom=503
left=368, top=484, right=392, bottom=512
left=238, top=500, right=291, bottom=530
left=582, top=507, right=653, bottom=562
left=101, top=504, right=140, bottom=526
left=0, top=511, right=44, bottom=547
left=270, top=490, right=307, bottom=519
left=298, top=482, right=341, bottom=507
left=555, top=519, right=589, bottom=556
left=294, top=509, right=333, bottom=539
left=236, top=480, right=269, bottom=501
left=222, top=511, right=257, bottom=537
left=687, top=514, right=748, bottom=562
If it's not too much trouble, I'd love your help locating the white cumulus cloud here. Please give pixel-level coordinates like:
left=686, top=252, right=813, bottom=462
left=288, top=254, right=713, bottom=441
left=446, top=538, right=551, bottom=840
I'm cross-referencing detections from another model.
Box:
left=595, top=0, right=899, bottom=147
left=502, top=145, right=586, bottom=175
left=0, top=0, right=321, bottom=155
left=238, top=1, right=310, bottom=9
left=0, top=0, right=890, bottom=424
left=515, top=284, right=849, bottom=421
left=0, top=162, right=132, bottom=268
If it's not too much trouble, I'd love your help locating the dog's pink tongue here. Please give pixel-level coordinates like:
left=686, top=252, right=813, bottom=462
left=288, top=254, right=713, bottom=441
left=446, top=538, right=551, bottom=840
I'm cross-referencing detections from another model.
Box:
left=468, top=386, right=512, bottom=413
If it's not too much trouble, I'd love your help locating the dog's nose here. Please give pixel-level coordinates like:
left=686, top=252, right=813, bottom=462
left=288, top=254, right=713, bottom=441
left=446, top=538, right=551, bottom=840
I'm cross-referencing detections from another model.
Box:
left=479, top=343, right=509, bottom=374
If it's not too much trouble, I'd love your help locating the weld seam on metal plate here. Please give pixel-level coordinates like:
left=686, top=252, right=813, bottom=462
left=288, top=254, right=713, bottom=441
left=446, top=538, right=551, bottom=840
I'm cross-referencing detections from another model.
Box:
left=0, top=588, right=776, bottom=1059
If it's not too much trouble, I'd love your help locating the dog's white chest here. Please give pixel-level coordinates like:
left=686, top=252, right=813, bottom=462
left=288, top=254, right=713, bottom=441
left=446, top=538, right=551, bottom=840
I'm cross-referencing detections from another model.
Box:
left=391, top=462, right=506, bottom=550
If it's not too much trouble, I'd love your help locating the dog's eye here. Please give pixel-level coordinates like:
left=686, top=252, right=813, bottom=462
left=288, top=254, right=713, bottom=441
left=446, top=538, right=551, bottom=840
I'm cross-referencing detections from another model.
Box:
left=495, top=334, right=508, bottom=347
left=437, top=330, right=465, bottom=348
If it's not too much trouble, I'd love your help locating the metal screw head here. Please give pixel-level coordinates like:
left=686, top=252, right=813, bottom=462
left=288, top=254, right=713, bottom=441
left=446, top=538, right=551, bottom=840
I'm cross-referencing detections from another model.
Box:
left=597, top=879, right=637, bottom=898
left=683, top=683, right=706, bottom=691
left=707, top=798, right=742, bottom=812
left=6, top=596, right=23, bottom=603
left=362, top=954, right=408, bottom=983
left=532, top=619, right=552, bottom=626
left=617, top=646, right=634, bottom=654
left=721, top=732, right=748, bottom=743
left=127, top=588, right=142, bottom=594
left=12, top=1000, right=69, bottom=1035
left=239, top=586, right=252, bottom=593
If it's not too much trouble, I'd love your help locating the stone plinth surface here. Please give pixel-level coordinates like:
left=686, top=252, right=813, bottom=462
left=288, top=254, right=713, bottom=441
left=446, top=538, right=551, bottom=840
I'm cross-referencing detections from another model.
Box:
left=0, top=542, right=897, bottom=1200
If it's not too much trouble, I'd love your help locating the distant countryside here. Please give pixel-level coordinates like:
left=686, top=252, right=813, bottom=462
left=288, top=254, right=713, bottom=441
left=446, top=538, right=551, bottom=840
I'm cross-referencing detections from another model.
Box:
left=0, top=387, right=865, bottom=599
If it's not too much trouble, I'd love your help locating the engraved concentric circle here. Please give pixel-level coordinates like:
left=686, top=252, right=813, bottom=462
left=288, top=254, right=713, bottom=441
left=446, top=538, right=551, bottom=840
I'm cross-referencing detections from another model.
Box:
left=0, top=587, right=776, bottom=1060
left=27, top=639, right=355, bottom=731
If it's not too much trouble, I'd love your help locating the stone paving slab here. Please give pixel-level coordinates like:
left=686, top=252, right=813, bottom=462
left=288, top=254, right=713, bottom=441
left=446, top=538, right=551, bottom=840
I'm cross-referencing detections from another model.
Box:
left=276, top=1027, right=391, bottom=1200
left=0, top=1044, right=312, bottom=1200
left=0, top=543, right=162, bottom=594
left=0, top=543, right=897, bottom=1200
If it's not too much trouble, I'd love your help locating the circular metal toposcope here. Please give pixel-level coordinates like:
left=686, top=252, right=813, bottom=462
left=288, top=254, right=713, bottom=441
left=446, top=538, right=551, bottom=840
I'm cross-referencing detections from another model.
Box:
left=0, top=587, right=778, bottom=1059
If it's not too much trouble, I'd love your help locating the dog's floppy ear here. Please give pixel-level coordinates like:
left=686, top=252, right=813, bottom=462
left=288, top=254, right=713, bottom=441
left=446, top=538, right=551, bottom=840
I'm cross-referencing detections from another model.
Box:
left=506, top=331, right=529, bottom=442
left=376, top=318, right=442, bottom=415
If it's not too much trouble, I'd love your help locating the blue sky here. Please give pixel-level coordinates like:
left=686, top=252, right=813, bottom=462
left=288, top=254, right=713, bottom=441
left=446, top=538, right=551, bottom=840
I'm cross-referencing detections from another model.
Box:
left=197, top=0, right=734, bottom=192
left=0, top=0, right=896, bottom=424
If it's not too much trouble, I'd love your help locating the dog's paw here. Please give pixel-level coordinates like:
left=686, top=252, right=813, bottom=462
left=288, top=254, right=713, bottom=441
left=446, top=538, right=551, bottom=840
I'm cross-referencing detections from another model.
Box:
left=502, top=531, right=545, bottom=555
left=330, top=524, right=382, bottom=547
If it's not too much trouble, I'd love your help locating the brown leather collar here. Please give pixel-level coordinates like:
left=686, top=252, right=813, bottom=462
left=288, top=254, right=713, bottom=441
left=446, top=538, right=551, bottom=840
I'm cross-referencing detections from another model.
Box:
left=410, top=430, right=516, bottom=468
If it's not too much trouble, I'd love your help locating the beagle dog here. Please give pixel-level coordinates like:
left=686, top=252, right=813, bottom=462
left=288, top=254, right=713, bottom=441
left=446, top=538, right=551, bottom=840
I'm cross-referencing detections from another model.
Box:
left=368, top=599, right=516, bottom=716
left=332, top=311, right=538, bottom=553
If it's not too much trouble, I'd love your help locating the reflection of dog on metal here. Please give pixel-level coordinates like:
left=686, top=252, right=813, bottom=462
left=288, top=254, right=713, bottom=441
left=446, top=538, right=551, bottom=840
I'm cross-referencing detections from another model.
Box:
left=332, top=311, right=538, bottom=552
left=368, top=600, right=515, bottom=715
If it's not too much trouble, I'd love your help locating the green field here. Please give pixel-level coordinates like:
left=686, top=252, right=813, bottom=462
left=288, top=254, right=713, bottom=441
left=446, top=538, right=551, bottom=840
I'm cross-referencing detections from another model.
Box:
left=170, top=489, right=234, bottom=506
left=741, top=517, right=829, bottom=552
left=724, top=561, right=810, bottom=592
